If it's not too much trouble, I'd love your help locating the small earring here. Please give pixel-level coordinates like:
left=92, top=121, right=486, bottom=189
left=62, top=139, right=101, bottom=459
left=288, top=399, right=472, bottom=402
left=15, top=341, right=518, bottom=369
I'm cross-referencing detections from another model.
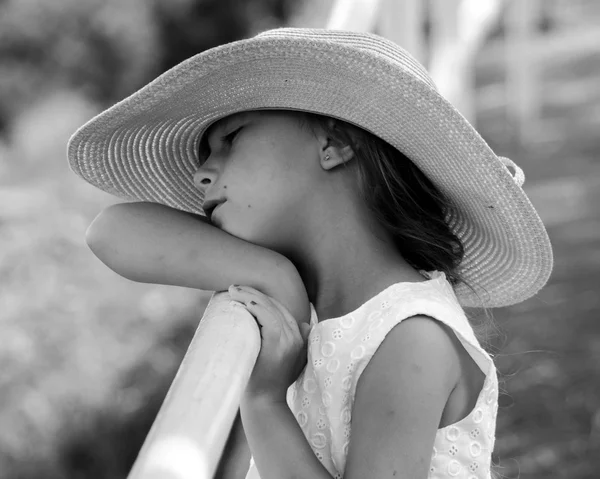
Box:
left=325, top=154, right=330, bottom=161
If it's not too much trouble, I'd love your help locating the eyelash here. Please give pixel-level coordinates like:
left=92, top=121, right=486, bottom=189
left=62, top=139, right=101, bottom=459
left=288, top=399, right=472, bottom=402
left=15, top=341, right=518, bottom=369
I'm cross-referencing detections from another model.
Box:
left=220, top=126, right=243, bottom=146
left=197, top=126, right=242, bottom=165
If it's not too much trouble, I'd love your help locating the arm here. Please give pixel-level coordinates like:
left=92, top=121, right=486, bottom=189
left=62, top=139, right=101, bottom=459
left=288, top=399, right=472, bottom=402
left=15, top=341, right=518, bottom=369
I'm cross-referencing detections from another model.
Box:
left=86, top=202, right=310, bottom=324
left=240, top=397, right=333, bottom=479
left=238, top=317, right=461, bottom=479
left=343, top=316, right=460, bottom=479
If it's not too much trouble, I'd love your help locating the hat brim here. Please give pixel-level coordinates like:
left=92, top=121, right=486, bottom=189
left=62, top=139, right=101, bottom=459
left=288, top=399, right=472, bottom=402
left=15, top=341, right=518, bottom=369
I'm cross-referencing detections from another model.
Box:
left=68, top=29, right=553, bottom=308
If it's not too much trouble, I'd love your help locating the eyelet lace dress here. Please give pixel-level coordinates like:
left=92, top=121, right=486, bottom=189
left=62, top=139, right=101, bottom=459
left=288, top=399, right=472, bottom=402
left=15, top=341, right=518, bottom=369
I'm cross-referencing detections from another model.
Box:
left=245, top=270, right=498, bottom=479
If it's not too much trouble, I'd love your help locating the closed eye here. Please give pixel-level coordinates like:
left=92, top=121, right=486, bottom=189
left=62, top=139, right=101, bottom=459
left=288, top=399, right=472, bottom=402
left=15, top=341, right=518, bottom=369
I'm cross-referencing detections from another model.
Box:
left=220, top=126, right=243, bottom=146
left=197, top=126, right=242, bottom=166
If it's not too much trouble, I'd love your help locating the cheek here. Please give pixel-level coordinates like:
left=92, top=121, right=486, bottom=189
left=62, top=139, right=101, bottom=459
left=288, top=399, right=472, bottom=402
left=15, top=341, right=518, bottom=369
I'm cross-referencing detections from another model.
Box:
left=223, top=153, right=311, bottom=227
left=227, top=182, right=305, bottom=241
left=237, top=162, right=304, bottom=210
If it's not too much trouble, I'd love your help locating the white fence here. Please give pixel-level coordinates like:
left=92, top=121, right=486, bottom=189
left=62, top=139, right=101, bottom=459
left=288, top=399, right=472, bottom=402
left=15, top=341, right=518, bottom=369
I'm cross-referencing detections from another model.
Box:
left=325, top=0, right=528, bottom=133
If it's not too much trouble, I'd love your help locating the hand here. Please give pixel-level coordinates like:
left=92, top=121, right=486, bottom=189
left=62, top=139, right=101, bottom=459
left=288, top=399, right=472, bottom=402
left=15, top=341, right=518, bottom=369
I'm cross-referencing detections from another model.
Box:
left=228, top=284, right=312, bottom=403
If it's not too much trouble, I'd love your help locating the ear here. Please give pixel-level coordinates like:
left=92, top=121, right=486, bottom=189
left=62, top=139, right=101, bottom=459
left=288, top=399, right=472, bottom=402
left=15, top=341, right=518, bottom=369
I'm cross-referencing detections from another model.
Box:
left=320, top=145, right=355, bottom=171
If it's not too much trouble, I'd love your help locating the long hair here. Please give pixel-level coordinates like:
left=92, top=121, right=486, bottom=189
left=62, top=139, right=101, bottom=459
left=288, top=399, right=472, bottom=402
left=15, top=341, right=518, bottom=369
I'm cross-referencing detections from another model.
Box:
left=296, top=111, right=498, bottom=347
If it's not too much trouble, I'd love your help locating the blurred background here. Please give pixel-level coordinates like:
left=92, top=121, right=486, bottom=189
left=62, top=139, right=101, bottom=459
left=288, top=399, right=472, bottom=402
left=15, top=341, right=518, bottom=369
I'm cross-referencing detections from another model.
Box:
left=0, top=0, right=598, bottom=478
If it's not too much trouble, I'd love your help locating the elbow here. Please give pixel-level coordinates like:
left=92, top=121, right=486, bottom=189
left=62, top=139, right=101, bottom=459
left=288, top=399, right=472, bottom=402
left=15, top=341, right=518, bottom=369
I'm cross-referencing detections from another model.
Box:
left=85, top=208, right=111, bottom=256
left=85, top=204, right=130, bottom=275
left=85, top=202, right=160, bottom=284
left=85, top=203, right=129, bottom=251
left=266, top=260, right=311, bottom=326
left=85, top=202, right=144, bottom=248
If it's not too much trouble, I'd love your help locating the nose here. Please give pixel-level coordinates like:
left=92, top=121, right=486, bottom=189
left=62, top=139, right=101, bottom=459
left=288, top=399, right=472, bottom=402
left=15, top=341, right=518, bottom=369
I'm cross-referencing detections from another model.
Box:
left=193, top=166, right=217, bottom=191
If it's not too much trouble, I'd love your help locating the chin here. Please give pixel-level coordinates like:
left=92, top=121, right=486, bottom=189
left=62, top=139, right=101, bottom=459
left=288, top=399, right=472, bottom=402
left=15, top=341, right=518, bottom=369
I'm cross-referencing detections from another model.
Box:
left=229, top=224, right=273, bottom=248
left=219, top=221, right=253, bottom=242
left=222, top=214, right=286, bottom=250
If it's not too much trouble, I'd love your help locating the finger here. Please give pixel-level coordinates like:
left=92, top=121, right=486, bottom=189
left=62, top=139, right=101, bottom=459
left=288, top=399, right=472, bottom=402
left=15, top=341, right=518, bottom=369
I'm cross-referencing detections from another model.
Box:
left=230, top=285, right=297, bottom=342
left=228, top=285, right=270, bottom=314
left=230, top=299, right=269, bottom=344
left=268, top=295, right=302, bottom=339
left=229, top=284, right=269, bottom=301
left=230, top=299, right=259, bottom=324
left=229, top=285, right=287, bottom=329
left=229, top=286, right=277, bottom=322
left=243, top=301, right=287, bottom=343
left=267, top=294, right=309, bottom=345
left=228, top=285, right=263, bottom=309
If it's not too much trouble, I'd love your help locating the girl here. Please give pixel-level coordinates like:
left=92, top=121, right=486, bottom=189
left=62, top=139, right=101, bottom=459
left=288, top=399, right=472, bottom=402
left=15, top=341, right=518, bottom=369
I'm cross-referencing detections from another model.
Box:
left=69, top=28, right=553, bottom=479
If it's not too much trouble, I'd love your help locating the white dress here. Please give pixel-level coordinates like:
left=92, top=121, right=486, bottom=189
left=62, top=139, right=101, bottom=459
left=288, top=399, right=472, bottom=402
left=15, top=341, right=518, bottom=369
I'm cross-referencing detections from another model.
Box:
left=245, top=270, right=498, bottom=479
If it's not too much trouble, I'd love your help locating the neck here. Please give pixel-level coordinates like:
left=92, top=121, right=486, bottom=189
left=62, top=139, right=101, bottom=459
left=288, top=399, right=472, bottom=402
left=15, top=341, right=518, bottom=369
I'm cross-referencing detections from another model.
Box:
left=289, top=199, right=426, bottom=322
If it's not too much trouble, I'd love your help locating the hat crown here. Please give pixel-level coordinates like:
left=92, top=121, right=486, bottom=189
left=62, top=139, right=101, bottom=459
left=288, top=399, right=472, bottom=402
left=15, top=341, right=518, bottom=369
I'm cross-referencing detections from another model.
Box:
left=256, top=27, right=438, bottom=92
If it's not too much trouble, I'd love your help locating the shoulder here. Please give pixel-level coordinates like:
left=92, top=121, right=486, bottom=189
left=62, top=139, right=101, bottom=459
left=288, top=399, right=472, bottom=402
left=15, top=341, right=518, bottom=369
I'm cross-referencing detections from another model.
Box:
left=344, top=316, right=463, bottom=478
left=358, top=314, right=462, bottom=398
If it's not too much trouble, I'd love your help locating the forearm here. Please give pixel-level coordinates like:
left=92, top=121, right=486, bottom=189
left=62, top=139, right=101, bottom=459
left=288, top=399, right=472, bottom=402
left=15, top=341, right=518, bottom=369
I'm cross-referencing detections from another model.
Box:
left=87, top=202, right=310, bottom=323
left=87, top=202, right=287, bottom=289
left=240, top=396, right=333, bottom=479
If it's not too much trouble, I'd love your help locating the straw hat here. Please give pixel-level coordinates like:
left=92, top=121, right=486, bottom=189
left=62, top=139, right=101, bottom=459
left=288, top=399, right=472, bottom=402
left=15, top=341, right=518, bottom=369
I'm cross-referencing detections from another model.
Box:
left=67, top=27, right=553, bottom=308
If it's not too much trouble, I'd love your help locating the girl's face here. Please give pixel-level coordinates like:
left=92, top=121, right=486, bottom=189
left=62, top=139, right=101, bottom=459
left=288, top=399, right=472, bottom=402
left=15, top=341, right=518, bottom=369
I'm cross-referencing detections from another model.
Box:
left=194, top=110, right=325, bottom=253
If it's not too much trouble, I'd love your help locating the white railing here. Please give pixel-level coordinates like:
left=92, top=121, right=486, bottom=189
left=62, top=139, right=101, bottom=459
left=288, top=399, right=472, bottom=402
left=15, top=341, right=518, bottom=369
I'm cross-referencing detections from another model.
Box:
left=126, top=1, right=557, bottom=478
left=127, top=293, right=261, bottom=479
left=324, top=0, right=567, bottom=143
left=504, top=0, right=541, bottom=143
left=326, top=0, right=506, bottom=124
left=427, top=0, right=504, bottom=124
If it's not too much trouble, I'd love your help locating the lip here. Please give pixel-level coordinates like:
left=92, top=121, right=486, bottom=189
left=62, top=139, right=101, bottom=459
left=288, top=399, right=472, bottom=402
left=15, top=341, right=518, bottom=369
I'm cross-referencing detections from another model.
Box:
left=210, top=202, right=224, bottom=223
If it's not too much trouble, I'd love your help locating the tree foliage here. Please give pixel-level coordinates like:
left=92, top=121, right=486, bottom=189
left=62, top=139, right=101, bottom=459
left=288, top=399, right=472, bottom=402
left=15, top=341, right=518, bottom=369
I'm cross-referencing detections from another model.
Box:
left=0, top=0, right=300, bottom=135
